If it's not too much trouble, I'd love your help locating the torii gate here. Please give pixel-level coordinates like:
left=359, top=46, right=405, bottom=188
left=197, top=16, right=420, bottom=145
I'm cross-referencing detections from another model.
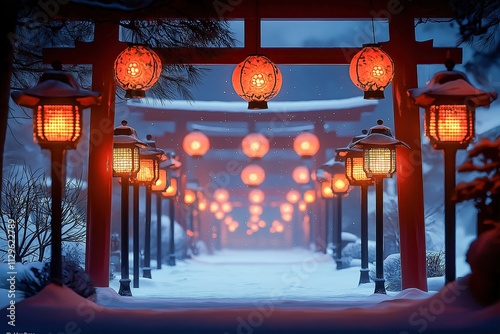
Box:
left=45, top=0, right=461, bottom=290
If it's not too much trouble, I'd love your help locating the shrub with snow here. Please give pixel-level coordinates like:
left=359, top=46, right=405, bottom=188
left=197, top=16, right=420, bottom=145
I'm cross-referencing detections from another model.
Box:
left=341, top=239, right=376, bottom=264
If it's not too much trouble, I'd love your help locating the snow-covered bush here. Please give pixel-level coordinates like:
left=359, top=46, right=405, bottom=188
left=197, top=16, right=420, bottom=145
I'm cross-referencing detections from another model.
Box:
left=16, top=258, right=95, bottom=298
left=369, top=251, right=446, bottom=291
left=341, top=239, right=376, bottom=264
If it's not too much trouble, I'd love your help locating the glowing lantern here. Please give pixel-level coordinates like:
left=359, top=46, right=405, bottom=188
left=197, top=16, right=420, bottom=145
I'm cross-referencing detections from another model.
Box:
left=134, top=143, right=163, bottom=185
left=292, top=166, right=310, bottom=184
left=408, top=61, right=497, bottom=150
left=250, top=215, right=260, bottom=223
left=303, top=189, right=316, bottom=204
left=293, top=132, right=320, bottom=158
left=224, top=216, right=233, bottom=225
left=242, top=132, right=270, bottom=159
left=331, top=173, right=350, bottom=195
left=214, top=188, right=230, bottom=203
left=161, top=177, right=178, bottom=198
left=349, top=44, right=394, bottom=99
left=232, top=54, right=282, bottom=109
left=280, top=202, right=294, bottom=215
left=114, top=45, right=162, bottom=98
left=241, top=164, right=265, bottom=187
left=286, top=190, right=301, bottom=204
left=249, top=205, right=263, bottom=216
left=336, top=131, right=373, bottom=187
left=228, top=222, right=239, bottom=232
left=221, top=202, right=233, bottom=213
left=184, top=189, right=197, bottom=205
left=198, top=199, right=208, bottom=211
left=112, top=121, right=146, bottom=177
left=151, top=169, right=168, bottom=192
left=249, top=189, right=265, bottom=204
left=298, top=200, right=307, bottom=212
left=275, top=223, right=284, bottom=233
left=214, top=211, right=225, bottom=220
left=320, top=181, right=334, bottom=199
left=281, top=213, right=292, bottom=222
left=12, top=67, right=101, bottom=149
left=258, top=220, right=266, bottom=228
left=183, top=131, right=210, bottom=158
left=209, top=202, right=219, bottom=213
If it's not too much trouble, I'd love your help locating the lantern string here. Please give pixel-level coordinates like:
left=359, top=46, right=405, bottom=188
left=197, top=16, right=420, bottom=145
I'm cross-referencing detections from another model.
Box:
left=370, top=0, right=376, bottom=44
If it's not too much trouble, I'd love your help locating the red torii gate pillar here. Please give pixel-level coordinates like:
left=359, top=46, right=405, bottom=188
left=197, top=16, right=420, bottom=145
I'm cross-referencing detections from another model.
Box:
left=44, top=22, right=123, bottom=287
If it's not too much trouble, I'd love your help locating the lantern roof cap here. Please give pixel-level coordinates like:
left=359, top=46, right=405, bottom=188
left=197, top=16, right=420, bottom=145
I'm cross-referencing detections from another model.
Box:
left=11, top=67, right=101, bottom=108
left=113, top=120, right=147, bottom=146
left=140, top=134, right=165, bottom=158
left=352, top=120, right=410, bottom=149
left=161, top=150, right=182, bottom=170
left=407, top=62, right=497, bottom=107
left=319, top=158, right=344, bottom=174
left=335, top=130, right=367, bottom=158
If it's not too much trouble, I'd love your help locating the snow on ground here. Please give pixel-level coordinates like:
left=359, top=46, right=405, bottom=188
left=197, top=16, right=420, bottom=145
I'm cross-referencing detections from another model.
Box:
left=2, top=248, right=499, bottom=333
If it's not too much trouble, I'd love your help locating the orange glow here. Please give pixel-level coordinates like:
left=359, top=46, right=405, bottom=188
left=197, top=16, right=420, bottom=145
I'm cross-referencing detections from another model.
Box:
left=286, top=189, right=301, bottom=204
left=224, top=216, right=233, bottom=225
left=280, top=202, right=294, bottom=215
left=293, top=132, right=320, bottom=158
left=214, top=210, right=225, bottom=220
left=363, top=147, right=396, bottom=178
left=209, top=202, right=219, bottom=213
left=275, top=224, right=284, bottom=233
left=151, top=169, right=167, bottom=192
left=249, top=189, right=265, bottom=204
left=183, top=131, right=210, bottom=157
left=214, top=188, right=230, bottom=203
left=298, top=200, right=307, bottom=212
left=221, top=202, right=233, bottom=213
left=135, top=158, right=157, bottom=184
left=249, top=205, right=263, bottom=216
left=35, top=105, right=81, bottom=144
left=331, top=173, right=350, bottom=194
left=426, top=105, right=473, bottom=147
left=113, top=146, right=140, bottom=175
left=241, top=164, right=265, bottom=187
left=184, top=189, right=196, bottom=205
left=242, top=133, right=270, bottom=159
left=114, top=45, right=162, bottom=98
left=212, top=232, right=217, bottom=239
left=321, top=181, right=334, bottom=199
left=282, top=213, right=292, bottom=222
left=303, top=189, right=316, bottom=204
left=186, top=230, right=194, bottom=237
left=232, top=55, right=282, bottom=109
left=198, top=199, right=208, bottom=211
left=292, top=166, right=310, bottom=184
left=246, top=229, right=254, bottom=235
left=349, top=44, right=394, bottom=99
left=250, top=214, right=260, bottom=223
left=345, top=156, right=371, bottom=185
left=228, top=222, right=239, bottom=232
left=161, top=177, right=178, bottom=198
left=257, top=220, right=266, bottom=228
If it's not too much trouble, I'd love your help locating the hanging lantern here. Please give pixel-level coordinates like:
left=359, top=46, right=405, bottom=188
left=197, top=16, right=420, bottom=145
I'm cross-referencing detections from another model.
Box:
left=232, top=54, right=282, bottom=110
left=408, top=60, right=497, bottom=150
left=183, top=131, right=210, bottom=158
left=249, top=205, right=263, bottom=216
left=241, top=164, right=265, bottom=187
left=320, top=181, right=334, bottom=199
left=112, top=121, right=146, bottom=177
left=349, top=44, right=394, bottom=100
left=214, top=210, right=225, bottom=220
left=292, top=166, right=310, bottom=184
left=286, top=189, right=301, bottom=204
left=249, top=189, right=265, bottom=204
left=280, top=202, right=294, bottom=215
left=352, top=120, right=409, bottom=178
left=293, top=132, right=320, bottom=158
left=303, top=189, right=316, bottom=203
left=11, top=67, right=101, bottom=149
left=214, top=188, right=230, bottom=203
left=161, top=176, right=178, bottom=198
left=221, top=202, right=233, bottom=213
left=209, top=202, right=219, bottom=213
left=114, top=45, right=162, bottom=98
left=298, top=200, right=307, bottom=212
left=184, top=189, right=197, bottom=205
left=242, top=132, right=270, bottom=159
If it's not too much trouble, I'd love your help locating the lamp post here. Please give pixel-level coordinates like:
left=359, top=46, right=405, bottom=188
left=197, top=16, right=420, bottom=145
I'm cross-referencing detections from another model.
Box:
left=162, top=175, right=179, bottom=266
left=11, top=65, right=101, bottom=286
left=112, top=120, right=146, bottom=296
left=330, top=164, right=351, bottom=270
left=134, top=135, right=163, bottom=279
left=408, top=60, right=497, bottom=283
left=151, top=169, right=168, bottom=271
left=336, top=131, right=373, bottom=284
left=353, top=120, right=409, bottom=294
left=184, top=184, right=198, bottom=254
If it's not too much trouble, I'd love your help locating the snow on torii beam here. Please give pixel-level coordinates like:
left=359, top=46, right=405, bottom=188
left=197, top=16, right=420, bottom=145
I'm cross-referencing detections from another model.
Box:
left=43, top=0, right=461, bottom=290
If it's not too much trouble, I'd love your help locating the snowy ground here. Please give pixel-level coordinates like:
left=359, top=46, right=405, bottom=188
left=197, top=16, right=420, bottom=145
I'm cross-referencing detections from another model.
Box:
left=2, top=248, right=499, bottom=334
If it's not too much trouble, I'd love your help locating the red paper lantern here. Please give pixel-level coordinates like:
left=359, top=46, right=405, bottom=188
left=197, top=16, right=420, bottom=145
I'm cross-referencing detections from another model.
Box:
left=292, top=166, right=310, bottom=184
left=114, top=45, right=162, bottom=98
left=183, top=131, right=210, bottom=157
left=242, top=133, right=270, bottom=159
left=241, top=164, right=265, bottom=187
left=293, top=132, right=320, bottom=158
left=349, top=44, right=394, bottom=99
left=232, top=55, right=282, bottom=110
